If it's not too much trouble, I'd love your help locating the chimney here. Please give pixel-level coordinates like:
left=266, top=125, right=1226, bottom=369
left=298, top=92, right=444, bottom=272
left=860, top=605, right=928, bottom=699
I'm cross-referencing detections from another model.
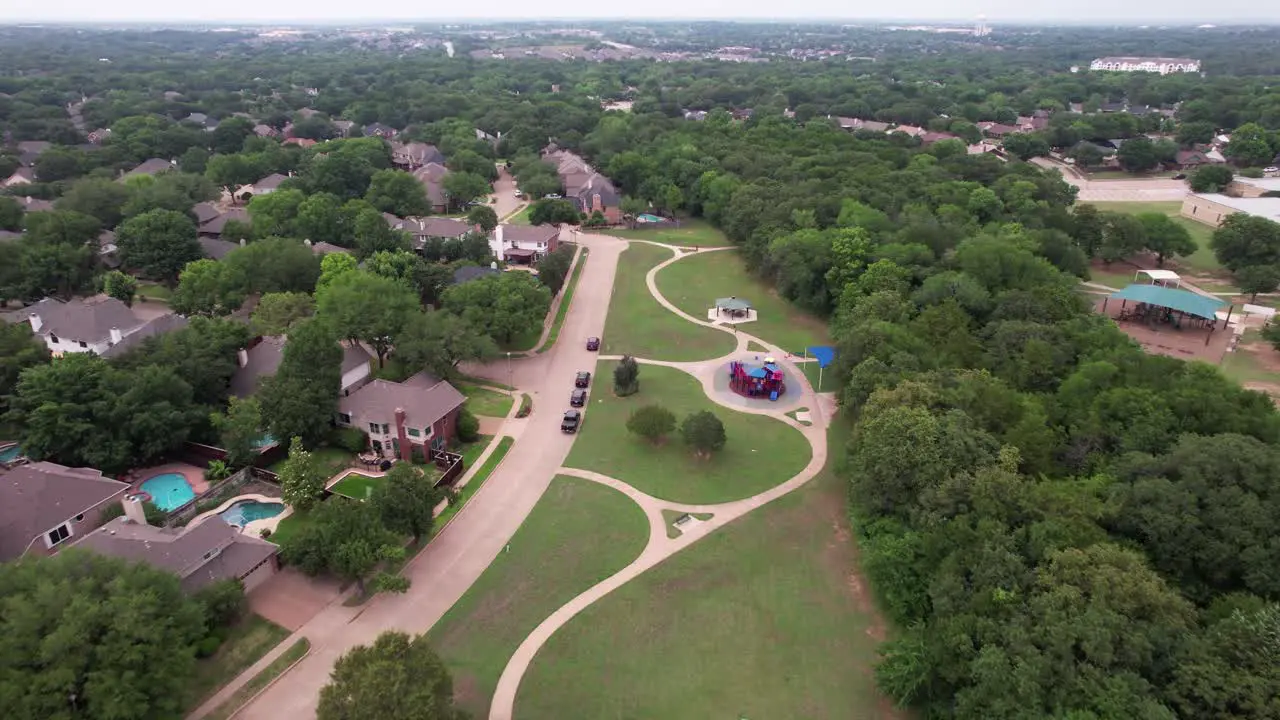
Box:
left=236, top=348, right=249, bottom=367
left=394, top=408, right=411, bottom=462
left=495, top=225, right=504, bottom=244
left=109, top=326, right=122, bottom=344
left=122, top=494, right=149, bottom=526
left=28, top=313, right=42, bottom=332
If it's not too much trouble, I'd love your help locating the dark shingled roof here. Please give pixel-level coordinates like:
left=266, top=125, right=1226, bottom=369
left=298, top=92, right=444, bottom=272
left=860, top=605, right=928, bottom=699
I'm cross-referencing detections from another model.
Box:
left=0, top=462, right=129, bottom=561
left=122, top=158, right=174, bottom=179
left=27, top=296, right=144, bottom=344
left=452, top=265, right=500, bottom=284
left=199, top=236, right=239, bottom=260
left=99, top=314, right=190, bottom=359
left=338, top=371, right=465, bottom=431
left=230, top=336, right=286, bottom=398
left=199, top=208, right=249, bottom=237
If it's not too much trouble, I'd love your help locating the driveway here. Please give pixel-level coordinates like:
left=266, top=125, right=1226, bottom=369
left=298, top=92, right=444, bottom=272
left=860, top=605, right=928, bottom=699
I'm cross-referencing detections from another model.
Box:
left=248, top=568, right=341, bottom=632
left=228, top=232, right=627, bottom=720
left=490, top=165, right=525, bottom=220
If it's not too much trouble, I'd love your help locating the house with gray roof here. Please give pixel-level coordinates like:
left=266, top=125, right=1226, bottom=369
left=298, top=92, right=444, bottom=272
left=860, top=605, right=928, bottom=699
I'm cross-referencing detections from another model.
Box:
left=452, top=265, right=500, bottom=284
left=0, top=461, right=129, bottom=561
left=392, top=142, right=445, bottom=169
left=199, top=236, right=240, bottom=261
left=541, top=147, right=621, bottom=223
left=75, top=510, right=279, bottom=593
left=411, top=162, right=450, bottom=212
left=198, top=208, right=250, bottom=239
left=192, top=202, right=222, bottom=225
left=306, top=240, right=352, bottom=256
left=336, top=371, right=466, bottom=463
left=396, top=216, right=471, bottom=251
left=231, top=336, right=372, bottom=398
left=25, top=296, right=148, bottom=356
left=490, top=223, right=560, bottom=264
left=16, top=196, right=54, bottom=213
left=121, top=158, right=175, bottom=181
left=99, top=314, right=190, bottom=359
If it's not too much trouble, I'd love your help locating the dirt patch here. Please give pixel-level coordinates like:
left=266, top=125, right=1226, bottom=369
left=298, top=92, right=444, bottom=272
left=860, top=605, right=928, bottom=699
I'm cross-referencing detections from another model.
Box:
left=809, top=477, right=890, bottom=647
left=1239, top=340, right=1280, bottom=373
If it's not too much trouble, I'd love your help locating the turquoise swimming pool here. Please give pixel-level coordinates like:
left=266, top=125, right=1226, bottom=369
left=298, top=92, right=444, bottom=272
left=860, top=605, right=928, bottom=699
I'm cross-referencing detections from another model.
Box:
left=254, top=433, right=278, bottom=449
left=636, top=213, right=664, bottom=223
left=219, top=500, right=285, bottom=527
left=141, top=473, right=195, bottom=512
left=0, top=445, right=22, bottom=463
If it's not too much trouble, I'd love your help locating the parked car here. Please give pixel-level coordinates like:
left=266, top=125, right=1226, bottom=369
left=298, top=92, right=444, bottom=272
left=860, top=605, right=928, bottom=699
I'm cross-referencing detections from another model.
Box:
left=586, top=337, right=600, bottom=351
left=570, top=388, right=587, bottom=407
left=561, top=409, right=581, bottom=433
left=1173, top=173, right=1187, bottom=180
left=575, top=371, right=591, bottom=388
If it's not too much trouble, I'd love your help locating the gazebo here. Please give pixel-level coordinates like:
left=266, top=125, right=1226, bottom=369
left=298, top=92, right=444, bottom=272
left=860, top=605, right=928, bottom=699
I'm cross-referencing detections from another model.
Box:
left=1101, top=284, right=1231, bottom=345
left=714, top=297, right=753, bottom=318
left=1133, top=269, right=1182, bottom=288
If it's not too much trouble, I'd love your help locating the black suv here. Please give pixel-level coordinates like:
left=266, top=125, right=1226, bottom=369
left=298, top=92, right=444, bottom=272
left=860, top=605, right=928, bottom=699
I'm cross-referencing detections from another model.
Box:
left=561, top=409, right=581, bottom=433
left=586, top=337, right=600, bottom=351
left=575, top=371, right=591, bottom=388
left=570, top=388, right=587, bottom=407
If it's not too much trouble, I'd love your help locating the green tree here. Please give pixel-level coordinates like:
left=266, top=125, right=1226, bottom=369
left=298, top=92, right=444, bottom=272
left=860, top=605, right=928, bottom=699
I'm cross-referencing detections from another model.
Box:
left=295, top=192, right=348, bottom=243
left=527, top=198, right=580, bottom=225
left=212, top=396, right=262, bottom=469
left=1176, top=121, right=1216, bottom=146
left=23, top=209, right=101, bottom=246
left=259, top=318, right=342, bottom=447
left=1067, top=141, right=1105, bottom=168
left=441, top=271, right=551, bottom=347
left=33, top=146, right=82, bottom=182
left=0, top=322, right=48, bottom=412
left=0, top=197, right=21, bottom=231
left=277, top=436, right=328, bottom=511
left=372, top=464, right=443, bottom=542
left=393, top=309, right=497, bottom=379
left=246, top=188, right=305, bottom=238
left=441, top=171, right=490, bottom=211
left=317, top=271, right=420, bottom=365
left=1117, top=136, right=1159, bottom=172
left=170, top=259, right=247, bottom=316
left=1189, top=164, right=1234, bottom=193
left=101, top=270, right=138, bottom=306
left=55, top=177, right=131, bottom=228
left=1136, top=213, right=1196, bottom=266
left=251, top=292, right=316, bottom=336
left=122, top=172, right=217, bottom=219
left=535, top=245, right=575, bottom=294
left=1001, top=133, right=1050, bottom=160
left=681, top=410, right=726, bottom=458
left=0, top=551, right=207, bottom=720
left=627, top=404, right=676, bottom=444
left=279, top=499, right=404, bottom=595
left=318, top=251, right=359, bottom=288
left=317, top=632, right=465, bottom=720
left=1225, top=122, right=1276, bottom=167
left=467, top=204, right=498, bottom=233
left=365, top=169, right=430, bottom=217
left=1099, top=212, right=1148, bottom=264
left=1235, top=264, right=1280, bottom=301
left=614, top=355, right=640, bottom=396
left=115, top=209, right=201, bottom=283
left=223, top=237, right=321, bottom=295
left=1212, top=213, right=1280, bottom=271
left=352, top=208, right=410, bottom=258
left=110, top=317, right=251, bottom=407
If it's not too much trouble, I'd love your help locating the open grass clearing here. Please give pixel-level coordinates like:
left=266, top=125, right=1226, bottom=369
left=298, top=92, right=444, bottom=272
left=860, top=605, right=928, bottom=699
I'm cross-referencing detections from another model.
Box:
left=184, top=614, right=290, bottom=713
left=603, top=218, right=734, bottom=247
left=603, top=242, right=736, bottom=362
left=455, top=381, right=515, bottom=417
left=329, top=472, right=382, bottom=501
left=427, top=475, right=649, bottom=718
left=506, top=205, right=532, bottom=224
left=1085, top=200, right=1223, bottom=275
left=655, top=248, right=830, bottom=354
left=202, top=638, right=310, bottom=720
left=796, top=360, right=837, bottom=394
left=565, top=362, right=810, bottom=503
left=517, top=420, right=898, bottom=720
left=1221, top=331, right=1280, bottom=387
left=136, top=283, right=173, bottom=302
left=538, top=247, right=586, bottom=353
left=435, top=435, right=514, bottom=531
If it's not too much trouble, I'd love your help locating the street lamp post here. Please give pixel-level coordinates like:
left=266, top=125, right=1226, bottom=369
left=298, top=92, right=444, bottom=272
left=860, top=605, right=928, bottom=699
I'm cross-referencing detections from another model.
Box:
left=506, top=351, right=512, bottom=386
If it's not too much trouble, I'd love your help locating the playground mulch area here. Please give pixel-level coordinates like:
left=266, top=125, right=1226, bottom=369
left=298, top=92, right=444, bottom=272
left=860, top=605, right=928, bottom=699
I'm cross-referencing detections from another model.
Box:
left=603, top=243, right=737, bottom=362
left=564, top=362, right=810, bottom=504
left=426, top=475, right=648, bottom=719
left=517, top=421, right=901, bottom=720
left=711, top=357, right=806, bottom=412
left=1094, top=297, right=1232, bottom=364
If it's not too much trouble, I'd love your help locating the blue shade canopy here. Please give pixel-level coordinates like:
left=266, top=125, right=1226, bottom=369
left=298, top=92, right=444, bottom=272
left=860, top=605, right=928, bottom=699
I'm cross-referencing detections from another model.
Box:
left=806, top=346, right=836, bottom=368
left=1109, top=284, right=1226, bottom=321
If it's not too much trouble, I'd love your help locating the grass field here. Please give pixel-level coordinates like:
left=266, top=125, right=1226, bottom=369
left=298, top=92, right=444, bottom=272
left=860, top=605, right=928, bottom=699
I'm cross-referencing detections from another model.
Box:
left=655, top=249, right=831, bottom=353
left=136, top=283, right=173, bottom=302
left=455, top=381, right=515, bottom=417
left=1085, top=201, right=1223, bottom=275
left=1220, top=331, right=1279, bottom=386
left=427, top=475, right=649, bottom=717
left=434, top=436, right=514, bottom=530
left=203, top=638, right=310, bottom=720
left=506, top=206, right=532, bottom=224
left=185, top=614, right=290, bottom=712
left=565, top=362, right=810, bottom=503
left=796, top=360, right=836, bottom=393
left=603, top=243, right=736, bottom=361
left=603, top=218, right=734, bottom=247
left=517, top=421, right=895, bottom=720
left=329, top=472, right=382, bottom=500
left=1087, top=266, right=1143, bottom=289
left=539, top=247, right=586, bottom=353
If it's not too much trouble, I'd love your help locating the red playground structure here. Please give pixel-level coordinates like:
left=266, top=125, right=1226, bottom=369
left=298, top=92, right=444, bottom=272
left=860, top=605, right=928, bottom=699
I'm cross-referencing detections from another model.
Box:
left=729, top=358, right=786, bottom=400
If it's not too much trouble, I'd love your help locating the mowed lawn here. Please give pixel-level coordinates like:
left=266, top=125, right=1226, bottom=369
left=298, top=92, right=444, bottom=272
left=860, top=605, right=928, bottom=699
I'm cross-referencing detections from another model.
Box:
left=603, top=242, right=736, bottom=361
left=1085, top=201, right=1222, bottom=275
left=604, top=218, right=734, bottom=247
left=565, top=362, right=810, bottom=503
left=517, top=422, right=894, bottom=720
left=655, top=249, right=831, bottom=353
left=455, top=381, right=515, bottom=417
left=426, top=475, right=649, bottom=718
left=329, top=472, right=381, bottom=500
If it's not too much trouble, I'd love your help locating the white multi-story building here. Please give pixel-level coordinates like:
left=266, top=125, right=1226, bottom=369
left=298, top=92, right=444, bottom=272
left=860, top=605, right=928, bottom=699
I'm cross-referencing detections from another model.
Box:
left=1089, top=57, right=1201, bottom=74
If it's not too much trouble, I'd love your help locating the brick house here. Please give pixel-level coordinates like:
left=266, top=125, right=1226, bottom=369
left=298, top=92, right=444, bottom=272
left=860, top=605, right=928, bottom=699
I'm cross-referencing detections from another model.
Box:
left=0, top=461, right=129, bottom=561
left=336, top=372, right=466, bottom=461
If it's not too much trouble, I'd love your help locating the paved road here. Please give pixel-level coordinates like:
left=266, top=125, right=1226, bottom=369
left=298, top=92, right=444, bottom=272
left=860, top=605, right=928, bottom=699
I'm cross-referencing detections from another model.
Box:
left=1031, top=157, right=1189, bottom=202
left=230, top=232, right=626, bottom=719
left=491, top=165, right=524, bottom=220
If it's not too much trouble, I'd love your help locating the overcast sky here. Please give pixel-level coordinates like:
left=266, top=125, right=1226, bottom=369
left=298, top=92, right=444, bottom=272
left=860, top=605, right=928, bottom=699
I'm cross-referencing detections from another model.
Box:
left=1, top=0, right=1276, bottom=24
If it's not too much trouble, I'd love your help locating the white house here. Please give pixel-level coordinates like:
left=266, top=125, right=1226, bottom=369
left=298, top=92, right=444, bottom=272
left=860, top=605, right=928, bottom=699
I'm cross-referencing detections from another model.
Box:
left=489, top=224, right=561, bottom=265
left=25, top=296, right=148, bottom=356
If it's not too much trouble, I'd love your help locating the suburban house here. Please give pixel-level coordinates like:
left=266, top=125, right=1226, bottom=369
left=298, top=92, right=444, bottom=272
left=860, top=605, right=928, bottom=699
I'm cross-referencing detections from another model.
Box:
left=96, top=230, right=121, bottom=268
left=363, top=123, right=398, bottom=139
left=336, top=371, right=467, bottom=461
left=76, top=503, right=279, bottom=593
left=230, top=336, right=373, bottom=398
left=397, top=216, right=471, bottom=251
left=890, top=125, right=927, bottom=138
left=199, top=236, right=240, bottom=260
left=391, top=142, right=445, bottom=169
left=920, top=131, right=960, bottom=145
left=198, top=208, right=250, bottom=240
left=252, top=124, right=279, bottom=138
left=332, top=120, right=356, bottom=136
left=2, top=166, right=34, bottom=187
left=24, top=295, right=182, bottom=357
left=977, top=121, right=1021, bottom=138
left=412, top=162, right=451, bottom=212
left=490, top=223, right=560, bottom=264
left=121, top=158, right=175, bottom=181
left=234, top=173, right=290, bottom=202
left=834, top=117, right=891, bottom=133
left=181, top=113, right=219, bottom=131
left=192, top=202, right=222, bottom=226
left=1174, top=149, right=1219, bottom=169
left=452, top=265, right=500, bottom=284
left=304, top=239, right=353, bottom=256
left=87, top=128, right=112, bottom=144
left=0, top=230, right=22, bottom=242
left=98, top=314, right=189, bottom=359
left=16, top=196, right=54, bottom=213
left=283, top=137, right=317, bottom=148
left=0, top=461, right=129, bottom=562
left=1226, top=176, right=1280, bottom=198
left=542, top=146, right=622, bottom=223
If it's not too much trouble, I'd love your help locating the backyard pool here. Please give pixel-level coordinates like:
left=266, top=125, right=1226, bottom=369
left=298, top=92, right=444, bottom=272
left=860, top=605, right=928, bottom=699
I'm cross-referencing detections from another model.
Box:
left=140, top=473, right=195, bottom=512
left=254, top=433, right=278, bottom=449
left=219, top=500, right=285, bottom=527
left=0, top=445, right=22, bottom=463
left=636, top=213, right=664, bottom=223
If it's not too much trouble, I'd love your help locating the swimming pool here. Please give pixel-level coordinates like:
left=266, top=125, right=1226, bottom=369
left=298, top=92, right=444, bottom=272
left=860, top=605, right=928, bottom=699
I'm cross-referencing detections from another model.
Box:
left=254, top=433, right=278, bottom=449
left=219, top=500, right=285, bottom=527
left=140, top=473, right=195, bottom=512
left=636, top=213, right=664, bottom=223
left=0, top=445, right=22, bottom=463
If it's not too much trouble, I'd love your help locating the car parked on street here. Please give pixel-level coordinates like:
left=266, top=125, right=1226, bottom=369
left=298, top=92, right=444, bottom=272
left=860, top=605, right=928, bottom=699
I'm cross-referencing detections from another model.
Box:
left=571, top=388, right=587, bottom=407
left=586, top=337, right=600, bottom=351
left=561, top=409, right=581, bottom=433
left=575, top=371, right=591, bottom=388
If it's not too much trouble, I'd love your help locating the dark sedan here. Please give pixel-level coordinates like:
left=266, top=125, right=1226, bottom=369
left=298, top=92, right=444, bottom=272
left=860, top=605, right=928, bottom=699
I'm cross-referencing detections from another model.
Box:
left=586, top=337, right=600, bottom=351
left=575, top=371, right=591, bottom=388
left=570, top=388, right=587, bottom=407
left=561, top=409, right=581, bottom=433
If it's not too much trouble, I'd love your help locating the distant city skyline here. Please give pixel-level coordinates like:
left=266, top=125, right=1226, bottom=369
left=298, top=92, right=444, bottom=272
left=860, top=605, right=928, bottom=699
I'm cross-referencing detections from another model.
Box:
left=2, top=1, right=1279, bottom=25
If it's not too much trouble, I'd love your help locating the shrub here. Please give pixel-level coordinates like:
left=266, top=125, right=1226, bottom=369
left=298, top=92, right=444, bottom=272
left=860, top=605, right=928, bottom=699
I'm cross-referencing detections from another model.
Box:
left=682, top=410, right=726, bottom=458
left=330, top=426, right=369, bottom=453
left=456, top=406, right=480, bottom=443
left=627, top=404, right=677, bottom=444
left=194, top=578, right=247, bottom=628
left=205, top=459, right=231, bottom=482
left=614, top=355, right=640, bottom=396
left=1240, top=167, right=1265, bottom=178
left=516, top=393, right=533, bottom=418
left=195, top=634, right=223, bottom=658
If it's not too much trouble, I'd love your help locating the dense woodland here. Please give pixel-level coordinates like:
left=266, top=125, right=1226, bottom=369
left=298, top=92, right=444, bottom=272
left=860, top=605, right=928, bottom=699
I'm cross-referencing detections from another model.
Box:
left=1, top=24, right=1280, bottom=720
